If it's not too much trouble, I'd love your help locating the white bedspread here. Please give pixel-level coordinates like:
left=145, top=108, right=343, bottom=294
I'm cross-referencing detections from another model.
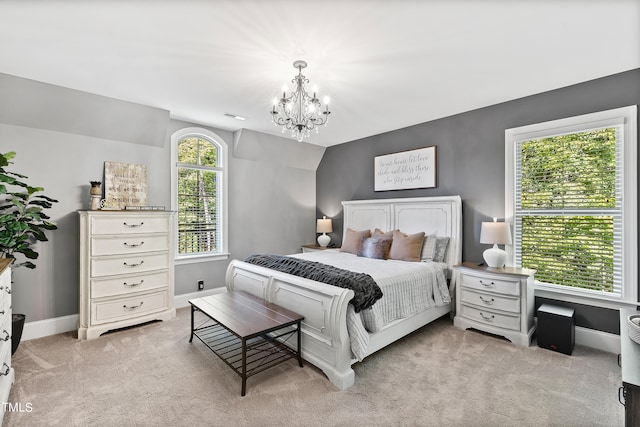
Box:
left=291, top=250, right=451, bottom=361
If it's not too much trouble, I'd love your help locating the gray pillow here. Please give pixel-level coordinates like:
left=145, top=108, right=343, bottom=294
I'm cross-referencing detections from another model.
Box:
left=433, top=237, right=450, bottom=262
left=358, top=237, right=392, bottom=260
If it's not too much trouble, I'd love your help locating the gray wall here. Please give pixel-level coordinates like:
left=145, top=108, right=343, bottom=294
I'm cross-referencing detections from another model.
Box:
left=316, top=68, right=640, bottom=334
left=0, top=74, right=322, bottom=322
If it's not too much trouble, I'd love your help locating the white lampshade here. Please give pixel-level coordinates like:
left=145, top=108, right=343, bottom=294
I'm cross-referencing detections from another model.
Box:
left=480, top=219, right=512, bottom=268
left=480, top=221, right=512, bottom=245
left=316, top=216, right=332, bottom=233
left=316, top=216, right=332, bottom=247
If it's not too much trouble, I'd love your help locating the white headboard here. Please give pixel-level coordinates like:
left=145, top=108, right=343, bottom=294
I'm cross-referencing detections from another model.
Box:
left=341, top=196, right=462, bottom=269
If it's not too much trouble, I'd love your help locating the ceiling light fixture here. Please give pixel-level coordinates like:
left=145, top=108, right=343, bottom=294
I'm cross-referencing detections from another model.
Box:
left=271, top=60, right=331, bottom=142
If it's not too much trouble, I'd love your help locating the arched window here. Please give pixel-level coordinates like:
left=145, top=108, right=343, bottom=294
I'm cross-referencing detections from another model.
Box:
left=171, top=128, right=228, bottom=262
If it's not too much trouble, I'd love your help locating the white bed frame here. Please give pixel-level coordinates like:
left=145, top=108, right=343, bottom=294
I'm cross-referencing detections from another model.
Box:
left=225, top=195, right=462, bottom=390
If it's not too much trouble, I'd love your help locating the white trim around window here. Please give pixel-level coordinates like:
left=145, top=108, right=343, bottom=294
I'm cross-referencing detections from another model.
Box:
left=505, top=106, right=637, bottom=309
left=171, top=127, right=229, bottom=264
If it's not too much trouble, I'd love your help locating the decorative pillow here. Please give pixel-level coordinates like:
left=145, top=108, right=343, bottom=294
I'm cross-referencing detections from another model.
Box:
left=358, top=237, right=392, bottom=260
left=421, top=235, right=437, bottom=261
left=433, top=237, right=450, bottom=262
left=389, top=230, right=425, bottom=262
left=372, top=228, right=394, bottom=240
left=340, top=228, right=371, bottom=255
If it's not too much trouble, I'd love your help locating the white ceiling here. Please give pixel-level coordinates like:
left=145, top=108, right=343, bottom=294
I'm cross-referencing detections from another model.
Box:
left=1, top=1, right=638, bottom=147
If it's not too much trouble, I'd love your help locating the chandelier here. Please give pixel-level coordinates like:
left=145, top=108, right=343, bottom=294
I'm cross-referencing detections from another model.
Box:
left=271, top=60, right=331, bottom=142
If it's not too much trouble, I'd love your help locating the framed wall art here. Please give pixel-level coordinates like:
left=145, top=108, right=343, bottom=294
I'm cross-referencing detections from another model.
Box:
left=374, top=146, right=436, bottom=191
left=103, top=161, right=148, bottom=209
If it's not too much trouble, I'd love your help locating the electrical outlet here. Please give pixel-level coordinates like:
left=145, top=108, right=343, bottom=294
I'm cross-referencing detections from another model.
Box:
left=197, top=280, right=204, bottom=291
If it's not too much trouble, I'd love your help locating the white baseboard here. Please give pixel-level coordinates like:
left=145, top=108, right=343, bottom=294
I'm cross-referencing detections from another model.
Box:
left=575, top=325, right=621, bottom=354
left=174, top=288, right=226, bottom=308
left=22, top=314, right=78, bottom=341
left=20, top=289, right=622, bottom=355
left=21, top=288, right=228, bottom=342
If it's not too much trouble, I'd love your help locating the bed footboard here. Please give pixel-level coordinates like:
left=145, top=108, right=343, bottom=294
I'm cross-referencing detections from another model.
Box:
left=225, top=259, right=356, bottom=390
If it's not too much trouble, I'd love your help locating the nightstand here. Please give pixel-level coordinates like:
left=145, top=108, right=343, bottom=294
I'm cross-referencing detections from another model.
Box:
left=453, top=262, right=535, bottom=346
left=301, top=244, right=339, bottom=253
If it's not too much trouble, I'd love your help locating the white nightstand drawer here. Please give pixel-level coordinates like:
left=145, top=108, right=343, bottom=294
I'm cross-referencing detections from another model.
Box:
left=91, top=290, right=169, bottom=324
left=460, top=304, right=520, bottom=331
left=460, top=287, right=520, bottom=313
left=91, top=271, right=169, bottom=298
left=91, top=215, right=169, bottom=235
left=460, top=273, right=520, bottom=296
left=91, top=252, right=169, bottom=277
left=91, top=234, right=169, bottom=256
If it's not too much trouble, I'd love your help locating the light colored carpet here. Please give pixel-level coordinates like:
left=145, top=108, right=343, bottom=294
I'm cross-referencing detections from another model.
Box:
left=5, top=307, right=623, bottom=426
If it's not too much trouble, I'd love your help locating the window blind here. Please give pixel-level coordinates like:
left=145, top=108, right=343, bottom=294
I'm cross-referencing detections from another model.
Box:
left=514, top=126, right=623, bottom=296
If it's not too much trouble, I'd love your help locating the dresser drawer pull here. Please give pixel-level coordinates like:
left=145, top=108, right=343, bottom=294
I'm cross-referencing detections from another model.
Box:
left=0, top=363, right=9, bottom=376
left=479, top=296, right=495, bottom=305
left=479, top=312, right=495, bottom=321
left=123, top=222, right=144, bottom=228
left=4, top=288, right=10, bottom=294
left=123, top=280, right=144, bottom=288
left=124, top=241, right=145, bottom=248
left=479, top=280, right=495, bottom=288
left=123, top=302, right=144, bottom=310
left=0, top=310, right=4, bottom=315
left=123, top=261, right=144, bottom=268
left=1, top=330, right=10, bottom=341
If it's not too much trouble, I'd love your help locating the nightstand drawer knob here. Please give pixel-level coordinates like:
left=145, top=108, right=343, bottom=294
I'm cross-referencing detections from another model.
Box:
left=0, top=363, right=9, bottom=376
left=479, top=280, right=495, bottom=288
left=479, top=296, right=495, bottom=305
left=479, top=312, right=495, bottom=321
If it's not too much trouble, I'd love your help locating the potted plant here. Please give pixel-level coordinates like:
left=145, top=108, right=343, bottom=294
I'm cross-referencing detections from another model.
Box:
left=0, top=151, right=58, bottom=354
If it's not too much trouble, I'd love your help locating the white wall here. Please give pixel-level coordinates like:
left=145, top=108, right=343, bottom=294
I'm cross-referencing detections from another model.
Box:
left=0, top=76, right=323, bottom=323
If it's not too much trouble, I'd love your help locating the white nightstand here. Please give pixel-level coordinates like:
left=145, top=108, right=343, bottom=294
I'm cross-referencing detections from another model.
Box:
left=301, top=244, right=339, bottom=253
left=454, top=262, right=535, bottom=346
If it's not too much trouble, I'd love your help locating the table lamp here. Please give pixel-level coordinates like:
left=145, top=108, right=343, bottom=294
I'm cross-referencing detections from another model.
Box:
left=316, top=216, right=332, bottom=247
left=480, top=218, right=512, bottom=267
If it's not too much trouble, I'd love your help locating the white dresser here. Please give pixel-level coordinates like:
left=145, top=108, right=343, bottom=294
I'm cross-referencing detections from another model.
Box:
left=78, top=211, right=176, bottom=340
left=0, top=259, right=14, bottom=423
left=454, top=262, right=535, bottom=346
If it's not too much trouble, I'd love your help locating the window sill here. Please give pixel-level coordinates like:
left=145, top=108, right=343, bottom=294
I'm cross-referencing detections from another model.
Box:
left=175, top=252, right=230, bottom=265
left=534, top=282, right=638, bottom=311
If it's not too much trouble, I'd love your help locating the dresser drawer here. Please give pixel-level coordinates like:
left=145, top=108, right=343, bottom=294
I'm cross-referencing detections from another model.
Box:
left=460, top=287, right=520, bottom=313
left=460, top=273, right=520, bottom=296
left=91, top=215, right=170, bottom=235
left=91, top=252, right=169, bottom=278
left=91, top=234, right=169, bottom=256
left=91, top=290, right=169, bottom=325
left=459, top=303, right=520, bottom=331
left=91, top=271, right=169, bottom=298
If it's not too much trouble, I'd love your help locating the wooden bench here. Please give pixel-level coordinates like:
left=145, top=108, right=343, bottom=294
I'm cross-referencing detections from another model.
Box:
left=189, top=290, right=304, bottom=396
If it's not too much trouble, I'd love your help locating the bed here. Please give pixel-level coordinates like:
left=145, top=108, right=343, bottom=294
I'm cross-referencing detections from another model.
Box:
left=225, top=195, right=462, bottom=390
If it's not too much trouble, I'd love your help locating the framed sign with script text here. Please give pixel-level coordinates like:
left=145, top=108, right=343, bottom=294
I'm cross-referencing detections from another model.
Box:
left=374, top=146, right=436, bottom=191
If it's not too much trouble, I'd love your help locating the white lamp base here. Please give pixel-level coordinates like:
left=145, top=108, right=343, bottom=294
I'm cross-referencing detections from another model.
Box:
left=483, top=244, right=507, bottom=268
left=317, top=233, right=331, bottom=247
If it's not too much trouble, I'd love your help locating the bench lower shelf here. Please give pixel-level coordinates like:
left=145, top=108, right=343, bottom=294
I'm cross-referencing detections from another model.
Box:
left=190, top=305, right=303, bottom=396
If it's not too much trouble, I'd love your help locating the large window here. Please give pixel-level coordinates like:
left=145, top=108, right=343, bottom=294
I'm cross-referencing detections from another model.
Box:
left=171, top=128, right=228, bottom=262
left=505, top=106, right=637, bottom=306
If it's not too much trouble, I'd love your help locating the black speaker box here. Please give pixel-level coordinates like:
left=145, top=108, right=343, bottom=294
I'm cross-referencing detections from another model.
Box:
left=537, top=304, right=575, bottom=355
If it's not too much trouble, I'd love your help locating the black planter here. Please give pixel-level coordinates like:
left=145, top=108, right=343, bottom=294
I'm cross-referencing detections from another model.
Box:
left=11, top=313, right=25, bottom=355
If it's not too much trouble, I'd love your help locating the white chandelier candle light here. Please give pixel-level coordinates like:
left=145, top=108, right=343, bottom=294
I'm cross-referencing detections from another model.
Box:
left=480, top=217, right=512, bottom=268
left=271, top=60, right=331, bottom=142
